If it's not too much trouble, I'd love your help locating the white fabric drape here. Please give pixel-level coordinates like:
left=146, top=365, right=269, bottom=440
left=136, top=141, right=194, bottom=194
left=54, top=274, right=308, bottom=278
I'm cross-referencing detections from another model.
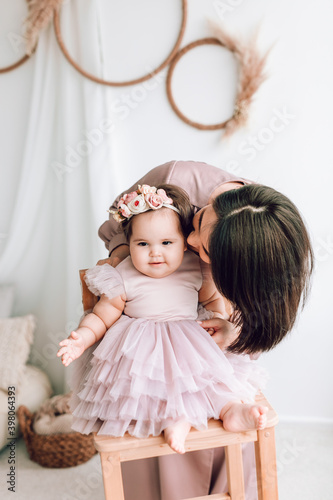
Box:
left=0, top=0, right=118, bottom=392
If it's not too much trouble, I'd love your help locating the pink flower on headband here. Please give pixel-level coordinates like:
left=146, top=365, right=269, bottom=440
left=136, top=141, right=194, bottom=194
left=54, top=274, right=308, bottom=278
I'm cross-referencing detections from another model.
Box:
left=126, top=194, right=148, bottom=214
left=118, top=203, right=131, bottom=218
left=145, top=189, right=174, bottom=209
left=118, top=191, right=137, bottom=207
left=140, top=184, right=157, bottom=195
left=145, top=193, right=164, bottom=209
left=108, top=184, right=179, bottom=222
left=156, top=189, right=173, bottom=204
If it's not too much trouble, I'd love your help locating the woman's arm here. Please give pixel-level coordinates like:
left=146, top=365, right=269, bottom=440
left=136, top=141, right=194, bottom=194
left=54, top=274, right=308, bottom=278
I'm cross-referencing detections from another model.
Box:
left=97, top=245, right=130, bottom=267
left=58, top=294, right=125, bottom=366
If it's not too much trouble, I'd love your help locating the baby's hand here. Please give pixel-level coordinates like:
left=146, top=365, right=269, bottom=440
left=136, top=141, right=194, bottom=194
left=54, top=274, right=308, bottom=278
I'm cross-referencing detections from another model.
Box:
left=197, top=318, right=239, bottom=351
left=57, top=330, right=85, bottom=366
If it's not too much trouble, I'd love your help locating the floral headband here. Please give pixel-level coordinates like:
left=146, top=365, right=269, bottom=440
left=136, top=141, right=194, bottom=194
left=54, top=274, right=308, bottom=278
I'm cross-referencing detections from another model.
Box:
left=108, top=185, right=180, bottom=222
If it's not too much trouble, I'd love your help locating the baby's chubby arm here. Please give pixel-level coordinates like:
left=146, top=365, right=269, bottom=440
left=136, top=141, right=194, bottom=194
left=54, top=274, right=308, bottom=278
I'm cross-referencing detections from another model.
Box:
left=198, top=279, right=231, bottom=319
left=58, top=294, right=125, bottom=366
left=198, top=281, right=240, bottom=351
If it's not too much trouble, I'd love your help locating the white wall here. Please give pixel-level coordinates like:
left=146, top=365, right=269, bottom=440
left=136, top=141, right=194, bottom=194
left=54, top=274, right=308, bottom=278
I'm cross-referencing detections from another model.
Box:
left=1, top=0, right=332, bottom=420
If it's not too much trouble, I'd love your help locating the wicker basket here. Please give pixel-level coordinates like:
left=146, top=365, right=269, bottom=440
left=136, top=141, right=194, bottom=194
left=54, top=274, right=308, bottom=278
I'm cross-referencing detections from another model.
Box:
left=17, top=405, right=97, bottom=468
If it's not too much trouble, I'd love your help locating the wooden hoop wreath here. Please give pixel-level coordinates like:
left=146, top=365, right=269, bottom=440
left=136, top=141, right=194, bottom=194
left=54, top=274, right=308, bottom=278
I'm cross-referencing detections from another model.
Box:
left=53, top=0, right=188, bottom=87
left=166, top=37, right=238, bottom=131
left=0, top=0, right=35, bottom=75
left=0, top=53, right=32, bottom=74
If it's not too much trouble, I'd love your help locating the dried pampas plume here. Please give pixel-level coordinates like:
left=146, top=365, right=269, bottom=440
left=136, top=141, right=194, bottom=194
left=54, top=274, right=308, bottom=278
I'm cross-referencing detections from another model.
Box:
left=24, top=0, right=64, bottom=55
left=209, top=21, right=269, bottom=137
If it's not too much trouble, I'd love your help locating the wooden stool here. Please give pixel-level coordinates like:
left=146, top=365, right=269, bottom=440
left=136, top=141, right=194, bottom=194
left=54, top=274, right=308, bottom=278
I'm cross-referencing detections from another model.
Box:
left=79, top=270, right=279, bottom=500
left=93, top=392, right=278, bottom=500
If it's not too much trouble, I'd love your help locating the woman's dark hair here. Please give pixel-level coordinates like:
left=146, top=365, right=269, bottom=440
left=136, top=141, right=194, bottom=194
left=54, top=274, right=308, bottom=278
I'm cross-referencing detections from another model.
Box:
left=122, top=184, right=193, bottom=241
left=210, top=184, right=314, bottom=354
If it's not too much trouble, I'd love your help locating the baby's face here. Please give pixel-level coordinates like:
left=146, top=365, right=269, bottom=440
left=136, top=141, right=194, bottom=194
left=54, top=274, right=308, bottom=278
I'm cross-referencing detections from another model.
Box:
left=129, top=209, right=186, bottom=279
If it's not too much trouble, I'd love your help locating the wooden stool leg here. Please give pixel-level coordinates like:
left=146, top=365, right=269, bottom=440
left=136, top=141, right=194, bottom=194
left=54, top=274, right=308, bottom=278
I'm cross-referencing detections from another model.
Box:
left=254, top=427, right=279, bottom=500
left=99, top=451, right=125, bottom=500
left=225, top=443, right=245, bottom=500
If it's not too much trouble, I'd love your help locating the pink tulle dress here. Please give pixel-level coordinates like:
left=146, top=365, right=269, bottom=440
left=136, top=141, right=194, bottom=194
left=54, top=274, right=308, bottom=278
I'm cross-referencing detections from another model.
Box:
left=70, top=252, right=266, bottom=438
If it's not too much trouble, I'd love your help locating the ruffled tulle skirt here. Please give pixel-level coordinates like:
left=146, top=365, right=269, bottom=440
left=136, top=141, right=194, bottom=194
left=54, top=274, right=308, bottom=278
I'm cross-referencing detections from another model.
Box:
left=70, top=316, right=267, bottom=438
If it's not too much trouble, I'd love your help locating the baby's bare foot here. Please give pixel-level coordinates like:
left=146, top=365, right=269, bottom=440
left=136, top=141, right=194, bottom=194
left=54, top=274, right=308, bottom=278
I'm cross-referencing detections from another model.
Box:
left=221, top=403, right=268, bottom=432
left=164, top=420, right=191, bottom=454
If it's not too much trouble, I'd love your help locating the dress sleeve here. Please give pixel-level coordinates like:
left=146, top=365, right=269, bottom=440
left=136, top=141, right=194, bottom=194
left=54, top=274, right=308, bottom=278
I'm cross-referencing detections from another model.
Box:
left=84, top=264, right=125, bottom=300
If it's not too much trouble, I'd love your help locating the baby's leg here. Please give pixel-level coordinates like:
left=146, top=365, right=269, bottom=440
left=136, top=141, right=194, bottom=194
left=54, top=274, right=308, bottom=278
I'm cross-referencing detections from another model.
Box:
left=164, top=420, right=191, bottom=454
left=220, top=400, right=268, bottom=433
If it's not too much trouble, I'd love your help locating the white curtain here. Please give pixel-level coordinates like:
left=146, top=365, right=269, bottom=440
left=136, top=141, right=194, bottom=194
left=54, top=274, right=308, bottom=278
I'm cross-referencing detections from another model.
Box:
left=0, top=0, right=118, bottom=392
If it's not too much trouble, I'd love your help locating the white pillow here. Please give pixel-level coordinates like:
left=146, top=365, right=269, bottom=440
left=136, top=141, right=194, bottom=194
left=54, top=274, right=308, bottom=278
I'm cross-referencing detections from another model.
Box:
left=0, top=315, right=35, bottom=391
left=0, top=365, right=53, bottom=451
left=0, top=285, right=15, bottom=318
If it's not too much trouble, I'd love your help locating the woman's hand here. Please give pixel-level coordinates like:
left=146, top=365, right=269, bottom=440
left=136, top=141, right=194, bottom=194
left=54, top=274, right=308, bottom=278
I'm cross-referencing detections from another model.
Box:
left=197, top=317, right=240, bottom=351
left=97, top=257, right=112, bottom=266
left=57, top=330, right=86, bottom=366
left=97, top=245, right=130, bottom=268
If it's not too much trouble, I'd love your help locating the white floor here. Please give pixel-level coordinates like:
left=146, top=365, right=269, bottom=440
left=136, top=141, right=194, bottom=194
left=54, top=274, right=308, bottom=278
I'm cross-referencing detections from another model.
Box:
left=0, top=422, right=332, bottom=500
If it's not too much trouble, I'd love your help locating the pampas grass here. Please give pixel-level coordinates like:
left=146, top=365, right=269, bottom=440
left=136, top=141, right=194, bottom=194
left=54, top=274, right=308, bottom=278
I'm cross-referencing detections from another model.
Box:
left=209, top=21, right=269, bottom=137
left=24, top=0, right=64, bottom=55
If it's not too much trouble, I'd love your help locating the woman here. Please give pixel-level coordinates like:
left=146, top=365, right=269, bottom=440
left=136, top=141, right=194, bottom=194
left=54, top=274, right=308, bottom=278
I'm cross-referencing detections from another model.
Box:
left=97, top=159, right=313, bottom=499
left=99, top=160, right=250, bottom=351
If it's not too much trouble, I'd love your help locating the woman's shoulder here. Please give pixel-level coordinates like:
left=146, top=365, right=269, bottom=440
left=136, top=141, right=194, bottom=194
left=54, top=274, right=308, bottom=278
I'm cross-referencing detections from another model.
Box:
left=167, top=160, right=250, bottom=208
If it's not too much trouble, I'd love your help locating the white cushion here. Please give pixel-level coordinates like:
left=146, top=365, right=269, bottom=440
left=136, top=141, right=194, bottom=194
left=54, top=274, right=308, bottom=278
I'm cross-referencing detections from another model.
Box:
left=0, top=365, right=53, bottom=450
left=18, top=365, right=53, bottom=411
